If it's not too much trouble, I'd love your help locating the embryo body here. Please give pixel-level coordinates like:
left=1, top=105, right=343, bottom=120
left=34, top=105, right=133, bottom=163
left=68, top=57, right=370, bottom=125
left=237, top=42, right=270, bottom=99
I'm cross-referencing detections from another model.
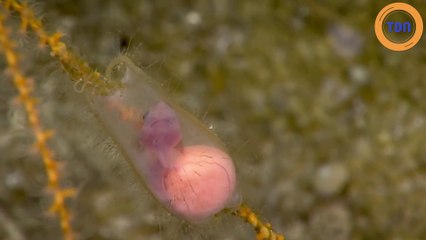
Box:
left=140, top=101, right=183, bottom=168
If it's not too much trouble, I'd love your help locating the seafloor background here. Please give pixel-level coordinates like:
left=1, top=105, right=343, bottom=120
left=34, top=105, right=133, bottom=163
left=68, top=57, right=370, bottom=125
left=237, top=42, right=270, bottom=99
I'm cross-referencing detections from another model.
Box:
left=1, top=0, right=426, bottom=239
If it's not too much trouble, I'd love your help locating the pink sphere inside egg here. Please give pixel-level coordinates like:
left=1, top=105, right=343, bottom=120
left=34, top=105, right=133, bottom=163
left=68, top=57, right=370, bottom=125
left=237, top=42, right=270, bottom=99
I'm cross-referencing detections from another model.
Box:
left=163, top=145, right=236, bottom=221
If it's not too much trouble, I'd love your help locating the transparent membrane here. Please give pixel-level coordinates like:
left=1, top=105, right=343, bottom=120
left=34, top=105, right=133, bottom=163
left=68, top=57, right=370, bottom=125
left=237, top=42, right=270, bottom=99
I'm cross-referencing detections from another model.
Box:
left=90, top=56, right=238, bottom=222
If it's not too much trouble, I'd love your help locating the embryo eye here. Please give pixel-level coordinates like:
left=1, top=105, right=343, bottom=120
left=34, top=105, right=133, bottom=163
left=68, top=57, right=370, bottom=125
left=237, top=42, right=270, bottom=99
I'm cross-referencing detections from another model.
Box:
left=142, top=111, right=149, bottom=120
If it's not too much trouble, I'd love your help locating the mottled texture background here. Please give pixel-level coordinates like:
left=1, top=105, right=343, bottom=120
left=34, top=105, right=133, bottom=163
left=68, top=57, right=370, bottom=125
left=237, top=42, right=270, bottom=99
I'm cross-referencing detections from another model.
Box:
left=1, top=0, right=426, bottom=239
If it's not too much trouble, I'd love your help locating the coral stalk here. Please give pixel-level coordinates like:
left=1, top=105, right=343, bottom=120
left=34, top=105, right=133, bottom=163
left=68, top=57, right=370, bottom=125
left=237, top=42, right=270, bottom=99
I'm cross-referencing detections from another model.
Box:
left=0, top=13, right=75, bottom=240
left=3, top=0, right=121, bottom=95
left=234, top=204, right=285, bottom=240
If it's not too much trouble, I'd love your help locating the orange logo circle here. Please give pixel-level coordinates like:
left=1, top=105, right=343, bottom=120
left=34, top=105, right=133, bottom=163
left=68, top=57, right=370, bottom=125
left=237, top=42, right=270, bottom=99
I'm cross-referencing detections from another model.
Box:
left=375, top=2, right=423, bottom=51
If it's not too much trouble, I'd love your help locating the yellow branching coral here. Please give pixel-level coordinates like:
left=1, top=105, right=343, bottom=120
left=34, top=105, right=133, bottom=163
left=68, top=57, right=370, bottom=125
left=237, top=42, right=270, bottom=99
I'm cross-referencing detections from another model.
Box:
left=0, top=1, right=286, bottom=239
left=3, top=0, right=121, bottom=95
left=0, top=10, right=75, bottom=240
left=234, top=204, right=285, bottom=240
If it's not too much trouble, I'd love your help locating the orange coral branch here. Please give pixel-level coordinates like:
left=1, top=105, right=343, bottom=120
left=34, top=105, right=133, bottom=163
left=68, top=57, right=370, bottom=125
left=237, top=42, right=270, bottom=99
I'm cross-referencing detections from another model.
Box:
left=1, top=2, right=286, bottom=240
left=234, top=204, right=285, bottom=240
left=0, top=13, right=75, bottom=240
left=3, top=0, right=121, bottom=95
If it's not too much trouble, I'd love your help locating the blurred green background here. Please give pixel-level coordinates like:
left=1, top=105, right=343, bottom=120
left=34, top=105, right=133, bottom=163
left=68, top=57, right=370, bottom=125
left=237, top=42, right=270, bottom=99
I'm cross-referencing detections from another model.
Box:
left=1, top=0, right=426, bottom=239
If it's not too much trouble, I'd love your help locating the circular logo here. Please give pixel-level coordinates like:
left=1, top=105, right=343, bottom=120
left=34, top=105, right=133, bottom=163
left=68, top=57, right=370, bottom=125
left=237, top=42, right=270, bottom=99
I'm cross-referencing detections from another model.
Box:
left=375, top=2, right=423, bottom=51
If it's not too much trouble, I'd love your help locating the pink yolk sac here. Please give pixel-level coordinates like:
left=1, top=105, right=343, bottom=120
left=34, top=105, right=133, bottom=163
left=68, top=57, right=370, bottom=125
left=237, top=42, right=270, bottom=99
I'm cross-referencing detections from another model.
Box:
left=164, top=145, right=236, bottom=221
left=139, top=102, right=236, bottom=221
